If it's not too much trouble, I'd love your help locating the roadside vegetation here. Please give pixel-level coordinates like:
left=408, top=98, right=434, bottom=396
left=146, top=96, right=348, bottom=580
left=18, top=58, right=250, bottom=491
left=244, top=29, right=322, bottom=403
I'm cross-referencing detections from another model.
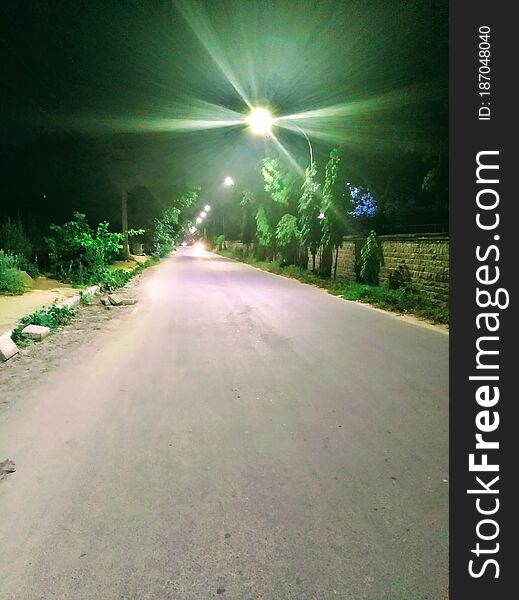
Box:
left=217, top=247, right=448, bottom=325
left=0, top=186, right=198, bottom=299
left=10, top=305, right=76, bottom=345
left=1, top=187, right=199, bottom=348
left=212, top=148, right=448, bottom=326
left=0, top=250, right=26, bottom=295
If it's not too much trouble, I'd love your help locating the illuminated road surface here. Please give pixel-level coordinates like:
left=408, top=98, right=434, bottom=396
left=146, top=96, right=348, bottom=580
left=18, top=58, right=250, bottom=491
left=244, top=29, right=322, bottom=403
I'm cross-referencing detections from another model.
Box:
left=0, top=247, right=448, bottom=599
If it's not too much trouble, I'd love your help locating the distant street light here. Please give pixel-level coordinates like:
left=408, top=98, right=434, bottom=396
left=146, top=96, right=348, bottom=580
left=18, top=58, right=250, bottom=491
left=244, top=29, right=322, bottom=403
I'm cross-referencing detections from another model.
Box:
left=224, top=176, right=235, bottom=187
left=200, top=211, right=207, bottom=218
left=196, top=217, right=202, bottom=224
left=204, top=204, right=211, bottom=211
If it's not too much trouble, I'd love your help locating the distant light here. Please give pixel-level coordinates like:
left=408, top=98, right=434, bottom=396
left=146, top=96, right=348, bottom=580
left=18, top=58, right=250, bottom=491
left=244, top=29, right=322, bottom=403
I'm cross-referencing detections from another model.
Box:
left=181, top=241, right=187, bottom=247
left=224, top=177, right=235, bottom=187
left=200, top=211, right=207, bottom=218
left=204, top=205, right=211, bottom=211
left=196, top=217, right=202, bottom=224
left=194, top=242, right=205, bottom=253
left=247, top=107, right=272, bottom=136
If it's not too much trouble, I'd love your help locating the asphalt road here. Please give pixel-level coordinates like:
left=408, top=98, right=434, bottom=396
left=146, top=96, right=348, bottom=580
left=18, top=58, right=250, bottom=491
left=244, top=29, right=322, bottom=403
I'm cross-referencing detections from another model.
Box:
left=0, top=248, right=448, bottom=600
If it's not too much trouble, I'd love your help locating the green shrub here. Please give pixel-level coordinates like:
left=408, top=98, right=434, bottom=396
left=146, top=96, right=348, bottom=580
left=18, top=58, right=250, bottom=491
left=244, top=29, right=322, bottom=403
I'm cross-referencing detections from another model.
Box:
left=215, top=235, right=226, bottom=250
left=46, top=213, right=124, bottom=285
left=11, top=304, right=75, bottom=344
left=0, top=250, right=25, bottom=294
left=360, top=230, right=381, bottom=285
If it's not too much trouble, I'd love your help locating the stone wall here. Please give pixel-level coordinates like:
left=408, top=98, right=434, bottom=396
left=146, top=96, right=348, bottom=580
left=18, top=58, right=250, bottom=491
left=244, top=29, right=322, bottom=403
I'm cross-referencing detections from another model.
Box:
left=378, top=234, right=449, bottom=302
left=332, top=241, right=357, bottom=281
left=331, top=233, right=449, bottom=301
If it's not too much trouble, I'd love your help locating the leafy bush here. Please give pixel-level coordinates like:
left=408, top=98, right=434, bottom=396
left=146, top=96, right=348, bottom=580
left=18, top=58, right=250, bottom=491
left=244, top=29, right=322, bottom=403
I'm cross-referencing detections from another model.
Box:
left=46, top=213, right=123, bottom=285
left=98, top=268, right=132, bottom=292
left=215, top=235, right=226, bottom=250
left=0, top=250, right=25, bottom=294
left=11, top=304, right=75, bottom=344
left=360, top=230, right=381, bottom=285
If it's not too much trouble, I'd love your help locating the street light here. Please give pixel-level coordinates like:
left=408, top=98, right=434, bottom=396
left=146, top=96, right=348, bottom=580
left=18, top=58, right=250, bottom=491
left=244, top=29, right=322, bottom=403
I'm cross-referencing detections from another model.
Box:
left=224, top=176, right=235, bottom=187
left=247, top=107, right=313, bottom=166
left=247, top=107, right=272, bottom=136
left=204, top=205, right=211, bottom=211
left=196, top=217, right=202, bottom=224
left=200, top=211, right=207, bottom=218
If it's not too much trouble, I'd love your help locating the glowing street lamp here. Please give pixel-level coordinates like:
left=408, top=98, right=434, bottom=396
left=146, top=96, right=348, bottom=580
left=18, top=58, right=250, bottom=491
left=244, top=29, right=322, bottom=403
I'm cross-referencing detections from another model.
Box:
left=224, top=176, right=235, bottom=187
left=200, top=211, right=206, bottom=218
left=196, top=217, right=202, bottom=224
left=204, top=204, right=211, bottom=211
left=247, top=107, right=273, bottom=136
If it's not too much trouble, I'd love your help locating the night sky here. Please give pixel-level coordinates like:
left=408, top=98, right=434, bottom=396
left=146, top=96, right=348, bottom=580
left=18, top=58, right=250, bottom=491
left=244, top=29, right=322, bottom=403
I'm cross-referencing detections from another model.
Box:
left=1, top=0, right=448, bottom=229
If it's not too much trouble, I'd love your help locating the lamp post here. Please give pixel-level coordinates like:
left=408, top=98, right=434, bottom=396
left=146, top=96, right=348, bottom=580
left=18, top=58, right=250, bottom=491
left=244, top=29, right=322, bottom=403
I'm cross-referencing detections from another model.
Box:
left=222, top=176, right=235, bottom=237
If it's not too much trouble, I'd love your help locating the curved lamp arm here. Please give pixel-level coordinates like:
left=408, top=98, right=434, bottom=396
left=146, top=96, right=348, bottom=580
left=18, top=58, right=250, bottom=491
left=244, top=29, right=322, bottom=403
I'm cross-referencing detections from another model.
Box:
left=295, top=125, right=313, bottom=166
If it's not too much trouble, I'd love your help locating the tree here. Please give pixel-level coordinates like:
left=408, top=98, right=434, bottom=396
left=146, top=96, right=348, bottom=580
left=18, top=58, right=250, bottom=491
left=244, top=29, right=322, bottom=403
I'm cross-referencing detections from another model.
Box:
left=255, top=205, right=273, bottom=260
left=0, top=215, right=33, bottom=258
left=240, top=190, right=256, bottom=254
left=275, top=214, right=300, bottom=266
left=153, top=187, right=199, bottom=257
left=360, top=230, right=381, bottom=285
left=298, top=162, right=321, bottom=271
left=261, top=158, right=296, bottom=209
left=320, top=149, right=353, bottom=278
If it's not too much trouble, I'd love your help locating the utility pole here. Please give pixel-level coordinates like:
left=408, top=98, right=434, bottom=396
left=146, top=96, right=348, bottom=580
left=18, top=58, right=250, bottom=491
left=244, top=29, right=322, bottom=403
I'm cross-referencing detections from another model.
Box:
left=121, top=187, right=130, bottom=259
left=112, top=145, right=133, bottom=260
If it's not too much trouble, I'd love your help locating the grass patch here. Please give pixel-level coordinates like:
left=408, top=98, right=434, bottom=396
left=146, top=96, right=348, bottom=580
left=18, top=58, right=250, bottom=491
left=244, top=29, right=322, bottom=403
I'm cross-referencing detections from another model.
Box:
left=217, top=249, right=448, bottom=325
left=11, top=304, right=76, bottom=345
left=332, top=283, right=449, bottom=324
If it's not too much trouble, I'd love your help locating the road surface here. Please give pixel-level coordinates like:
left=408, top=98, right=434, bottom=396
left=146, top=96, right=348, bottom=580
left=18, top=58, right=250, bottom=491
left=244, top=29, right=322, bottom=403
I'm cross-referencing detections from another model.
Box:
left=0, top=248, right=448, bottom=599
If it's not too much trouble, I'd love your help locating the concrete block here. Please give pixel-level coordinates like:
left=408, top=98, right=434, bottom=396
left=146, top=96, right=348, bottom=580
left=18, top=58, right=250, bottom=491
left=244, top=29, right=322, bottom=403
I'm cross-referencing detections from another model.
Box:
left=108, top=294, right=123, bottom=306
left=22, top=324, right=51, bottom=341
left=0, top=334, right=19, bottom=362
left=120, top=298, right=138, bottom=305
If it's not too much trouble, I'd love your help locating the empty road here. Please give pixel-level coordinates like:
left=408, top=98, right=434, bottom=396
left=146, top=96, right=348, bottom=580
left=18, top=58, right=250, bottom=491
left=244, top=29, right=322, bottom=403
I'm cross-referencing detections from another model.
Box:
left=0, top=248, right=448, bottom=599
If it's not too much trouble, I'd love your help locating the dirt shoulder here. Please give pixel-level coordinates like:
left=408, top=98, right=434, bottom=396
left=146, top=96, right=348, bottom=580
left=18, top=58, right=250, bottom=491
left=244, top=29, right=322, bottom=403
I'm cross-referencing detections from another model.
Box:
left=0, top=271, right=148, bottom=413
left=0, top=280, right=79, bottom=333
